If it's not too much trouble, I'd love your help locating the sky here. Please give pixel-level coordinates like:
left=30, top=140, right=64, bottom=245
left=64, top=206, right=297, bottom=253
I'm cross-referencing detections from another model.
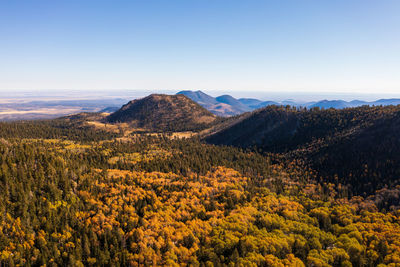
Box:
left=1, top=0, right=399, bottom=96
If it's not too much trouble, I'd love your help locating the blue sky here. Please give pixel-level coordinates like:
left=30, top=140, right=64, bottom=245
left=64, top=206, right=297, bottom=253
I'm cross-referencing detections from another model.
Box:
left=1, top=0, right=399, bottom=95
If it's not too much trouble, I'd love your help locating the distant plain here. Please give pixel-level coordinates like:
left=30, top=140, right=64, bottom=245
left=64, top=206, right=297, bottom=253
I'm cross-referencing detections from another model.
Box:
left=2, top=89, right=400, bottom=120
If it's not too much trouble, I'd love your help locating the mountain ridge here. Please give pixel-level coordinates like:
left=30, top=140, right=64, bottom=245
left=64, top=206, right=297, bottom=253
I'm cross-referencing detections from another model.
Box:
left=178, top=90, right=400, bottom=116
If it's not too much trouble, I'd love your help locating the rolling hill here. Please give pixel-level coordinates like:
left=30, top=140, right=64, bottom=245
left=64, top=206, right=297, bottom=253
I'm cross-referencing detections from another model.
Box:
left=106, top=94, right=217, bottom=132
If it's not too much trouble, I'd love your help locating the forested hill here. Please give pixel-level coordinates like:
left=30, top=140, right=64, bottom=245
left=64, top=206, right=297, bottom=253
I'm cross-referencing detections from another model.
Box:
left=1, top=110, right=400, bottom=265
left=206, top=105, right=400, bottom=195
left=106, top=94, right=217, bottom=132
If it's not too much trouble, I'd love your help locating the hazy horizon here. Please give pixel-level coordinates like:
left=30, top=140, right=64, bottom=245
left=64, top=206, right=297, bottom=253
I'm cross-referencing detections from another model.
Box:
left=3, top=89, right=400, bottom=103
left=1, top=0, right=399, bottom=94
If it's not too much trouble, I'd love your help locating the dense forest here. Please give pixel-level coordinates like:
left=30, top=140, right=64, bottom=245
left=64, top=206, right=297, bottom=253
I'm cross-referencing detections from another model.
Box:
left=0, top=116, right=400, bottom=266
left=206, top=105, right=400, bottom=196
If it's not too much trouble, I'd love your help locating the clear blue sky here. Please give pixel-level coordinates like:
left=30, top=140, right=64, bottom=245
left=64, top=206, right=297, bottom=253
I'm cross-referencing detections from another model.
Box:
left=1, top=0, right=399, bottom=94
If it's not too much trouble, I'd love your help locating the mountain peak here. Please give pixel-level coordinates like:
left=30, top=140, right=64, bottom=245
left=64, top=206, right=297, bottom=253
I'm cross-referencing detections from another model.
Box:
left=106, top=94, right=217, bottom=132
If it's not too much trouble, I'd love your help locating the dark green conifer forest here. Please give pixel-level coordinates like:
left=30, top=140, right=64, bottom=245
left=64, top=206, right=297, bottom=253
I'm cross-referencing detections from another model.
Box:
left=1, top=106, right=400, bottom=266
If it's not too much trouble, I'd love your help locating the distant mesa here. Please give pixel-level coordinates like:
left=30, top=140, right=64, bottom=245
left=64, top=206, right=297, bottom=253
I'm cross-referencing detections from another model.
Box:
left=106, top=94, right=217, bottom=132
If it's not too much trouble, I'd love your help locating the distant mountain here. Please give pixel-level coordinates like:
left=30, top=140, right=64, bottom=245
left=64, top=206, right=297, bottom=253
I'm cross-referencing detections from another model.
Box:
left=177, top=91, right=247, bottom=116
left=178, top=90, right=279, bottom=116
left=281, top=100, right=298, bottom=106
left=257, top=101, right=280, bottom=108
left=309, top=100, right=350, bottom=109
left=374, top=99, right=400, bottom=106
left=177, top=90, right=219, bottom=106
left=350, top=100, right=368, bottom=106
left=178, top=90, right=400, bottom=117
left=310, top=99, right=400, bottom=109
left=238, top=98, right=263, bottom=108
left=178, top=90, right=313, bottom=115
left=106, top=94, right=217, bottom=132
left=206, top=105, right=400, bottom=195
left=215, top=95, right=251, bottom=112
left=237, top=99, right=282, bottom=109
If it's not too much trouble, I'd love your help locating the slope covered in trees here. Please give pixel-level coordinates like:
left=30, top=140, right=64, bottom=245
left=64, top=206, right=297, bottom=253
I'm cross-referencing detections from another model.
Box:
left=1, top=106, right=400, bottom=266
left=0, top=119, right=118, bottom=141
left=0, top=123, right=400, bottom=266
left=106, top=94, right=218, bottom=132
left=206, top=105, right=400, bottom=196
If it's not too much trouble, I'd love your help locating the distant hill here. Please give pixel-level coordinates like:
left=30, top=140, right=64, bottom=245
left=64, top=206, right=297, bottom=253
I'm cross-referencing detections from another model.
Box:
left=177, top=90, right=306, bottom=116
left=177, top=90, right=219, bottom=106
left=215, top=95, right=251, bottom=112
left=177, top=90, right=400, bottom=116
left=309, top=100, right=350, bottom=109
left=177, top=91, right=249, bottom=116
left=238, top=98, right=263, bottom=108
left=256, top=100, right=280, bottom=109
left=310, top=98, right=400, bottom=109
left=350, top=100, right=368, bottom=106
left=176, top=90, right=237, bottom=117
left=206, top=105, right=400, bottom=195
left=106, top=94, right=217, bottom=132
left=374, top=99, right=400, bottom=106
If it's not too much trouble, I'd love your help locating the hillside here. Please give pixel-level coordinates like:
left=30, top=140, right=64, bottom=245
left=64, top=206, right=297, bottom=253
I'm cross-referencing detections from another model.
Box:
left=106, top=94, right=217, bottom=132
left=206, top=105, right=400, bottom=195
left=1, top=127, right=400, bottom=266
